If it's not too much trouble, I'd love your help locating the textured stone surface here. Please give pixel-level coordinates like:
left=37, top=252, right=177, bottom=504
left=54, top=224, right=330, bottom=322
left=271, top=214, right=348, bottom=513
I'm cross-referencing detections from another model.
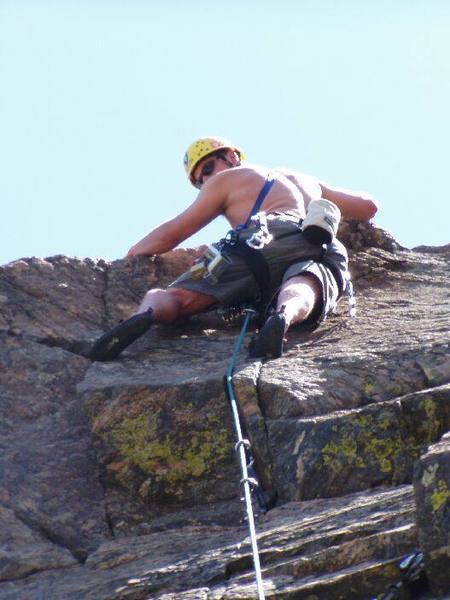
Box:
left=0, top=486, right=420, bottom=599
left=268, top=401, right=411, bottom=501
left=413, top=433, right=450, bottom=596
left=0, top=504, right=77, bottom=580
left=0, top=256, right=105, bottom=353
left=401, top=385, right=450, bottom=459
left=79, top=357, right=239, bottom=521
left=0, top=334, right=109, bottom=562
left=266, top=387, right=450, bottom=502
left=0, top=222, right=449, bottom=598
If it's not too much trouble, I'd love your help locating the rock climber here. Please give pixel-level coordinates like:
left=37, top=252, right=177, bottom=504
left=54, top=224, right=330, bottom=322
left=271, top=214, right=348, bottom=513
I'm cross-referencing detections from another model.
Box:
left=90, top=136, right=377, bottom=362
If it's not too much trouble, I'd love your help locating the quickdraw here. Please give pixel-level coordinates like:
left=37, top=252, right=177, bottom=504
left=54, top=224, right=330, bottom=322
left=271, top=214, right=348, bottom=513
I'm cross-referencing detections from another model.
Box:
left=246, top=213, right=273, bottom=250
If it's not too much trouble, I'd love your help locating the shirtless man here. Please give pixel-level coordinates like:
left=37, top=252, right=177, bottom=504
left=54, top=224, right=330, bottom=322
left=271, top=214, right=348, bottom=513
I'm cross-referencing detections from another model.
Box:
left=90, top=137, right=377, bottom=361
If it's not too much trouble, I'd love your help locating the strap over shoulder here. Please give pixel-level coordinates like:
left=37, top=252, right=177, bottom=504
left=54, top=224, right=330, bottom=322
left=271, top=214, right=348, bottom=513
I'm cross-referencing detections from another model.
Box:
left=238, top=173, right=276, bottom=230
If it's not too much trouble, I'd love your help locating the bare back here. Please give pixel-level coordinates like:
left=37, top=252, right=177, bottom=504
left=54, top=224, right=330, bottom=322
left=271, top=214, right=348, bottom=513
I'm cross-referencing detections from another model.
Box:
left=211, top=165, right=315, bottom=228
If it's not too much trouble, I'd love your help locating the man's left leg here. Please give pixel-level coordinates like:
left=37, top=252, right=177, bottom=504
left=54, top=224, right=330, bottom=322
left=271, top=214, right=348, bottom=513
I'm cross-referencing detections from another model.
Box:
left=136, top=287, right=217, bottom=321
left=250, top=274, right=322, bottom=359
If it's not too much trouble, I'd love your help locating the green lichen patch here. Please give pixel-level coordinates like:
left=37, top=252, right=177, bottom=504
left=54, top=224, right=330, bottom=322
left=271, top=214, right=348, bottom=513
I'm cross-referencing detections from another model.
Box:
left=105, top=412, right=232, bottom=493
left=321, top=408, right=404, bottom=479
left=322, top=437, right=366, bottom=475
left=431, top=479, right=450, bottom=512
left=400, top=387, right=450, bottom=459
left=362, top=380, right=376, bottom=397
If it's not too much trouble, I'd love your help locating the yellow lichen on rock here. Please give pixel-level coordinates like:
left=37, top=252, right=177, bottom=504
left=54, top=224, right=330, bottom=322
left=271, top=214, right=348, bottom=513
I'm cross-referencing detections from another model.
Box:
left=322, top=436, right=366, bottom=476
left=362, top=380, right=375, bottom=396
left=107, top=412, right=232, bottom=490
left=321, top=411, right=403, bottom=478
left=431, top=479, right=450, bottom=512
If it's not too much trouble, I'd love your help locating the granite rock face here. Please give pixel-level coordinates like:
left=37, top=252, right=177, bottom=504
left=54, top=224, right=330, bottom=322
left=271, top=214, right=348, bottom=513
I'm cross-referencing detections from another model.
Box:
left=0, top=221, right=449, bottom=599
left=414, top=433, right=450, bottom=596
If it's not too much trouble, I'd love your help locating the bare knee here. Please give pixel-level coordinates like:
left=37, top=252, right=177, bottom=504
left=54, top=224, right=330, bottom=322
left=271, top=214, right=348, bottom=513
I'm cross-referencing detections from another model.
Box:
left=277, top=274, right=322, bottom=325
left=137, top=288, right=180, bottom=322
left=138, top=287, right=216, bottom=322
left=280, top=274, right=320, bottom=304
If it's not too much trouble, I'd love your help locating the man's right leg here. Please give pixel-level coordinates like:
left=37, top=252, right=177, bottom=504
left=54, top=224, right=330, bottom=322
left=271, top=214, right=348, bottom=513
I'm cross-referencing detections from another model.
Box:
left=274, top=273, right=322, bottom=328
left=137, top=287, right=217, bottom=322
left=90, top=287, right=217, bottom=361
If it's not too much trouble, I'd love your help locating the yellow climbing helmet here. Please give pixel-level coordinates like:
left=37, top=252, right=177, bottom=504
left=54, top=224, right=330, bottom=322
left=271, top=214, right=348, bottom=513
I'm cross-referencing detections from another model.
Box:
left=183, top=136, right=245, bottom=185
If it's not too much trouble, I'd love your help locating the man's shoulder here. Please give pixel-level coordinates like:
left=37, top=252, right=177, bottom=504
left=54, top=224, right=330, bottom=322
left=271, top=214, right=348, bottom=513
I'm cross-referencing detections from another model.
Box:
left=274, top=167, right=317, bottom=181
left=211, top=164, right=268, bottom=190
left=226, top=163, right=268, bottom=178
left=272, top=168, right=322, bottom=202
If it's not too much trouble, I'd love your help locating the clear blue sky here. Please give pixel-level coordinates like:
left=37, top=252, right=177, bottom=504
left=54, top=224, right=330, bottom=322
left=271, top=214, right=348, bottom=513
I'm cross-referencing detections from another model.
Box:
left=1, top=0, right=449, bottom=266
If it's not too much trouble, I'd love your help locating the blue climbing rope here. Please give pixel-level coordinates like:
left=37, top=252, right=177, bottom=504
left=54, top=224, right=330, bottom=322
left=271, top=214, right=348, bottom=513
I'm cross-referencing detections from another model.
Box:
left=225, top=307, right=266, bottom=600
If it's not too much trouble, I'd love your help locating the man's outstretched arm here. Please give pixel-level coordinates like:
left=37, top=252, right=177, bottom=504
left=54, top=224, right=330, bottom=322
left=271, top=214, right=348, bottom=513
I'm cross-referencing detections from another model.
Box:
left=126, top=178, right=226, bottom=258
left=319, top=181, right=378, bottom=221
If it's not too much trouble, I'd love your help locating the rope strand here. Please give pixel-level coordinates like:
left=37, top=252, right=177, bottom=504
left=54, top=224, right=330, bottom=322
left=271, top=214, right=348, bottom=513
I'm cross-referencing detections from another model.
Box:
left=224, top=308, right=266, bottom=600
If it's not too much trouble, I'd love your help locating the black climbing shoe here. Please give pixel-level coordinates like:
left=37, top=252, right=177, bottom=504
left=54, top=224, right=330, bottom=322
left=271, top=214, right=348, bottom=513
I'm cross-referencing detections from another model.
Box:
left=249, top=310, right=288, bottom=359
left=90, top=309, right=154, bottom=362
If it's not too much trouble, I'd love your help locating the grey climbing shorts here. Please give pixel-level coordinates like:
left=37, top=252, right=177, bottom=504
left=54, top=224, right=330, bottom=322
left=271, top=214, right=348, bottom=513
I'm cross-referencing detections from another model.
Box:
left=169, top=212, right=349, bottom=328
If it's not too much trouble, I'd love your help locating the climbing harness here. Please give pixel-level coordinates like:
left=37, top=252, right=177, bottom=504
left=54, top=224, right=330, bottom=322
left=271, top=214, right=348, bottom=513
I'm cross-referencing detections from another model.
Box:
left=224, top=307, right=266, bottom=600
left=370, top=551, right=428, bottom=600
left=189, top=173, right=275, bottom=309
left=222, top=174, right=276, bottom=311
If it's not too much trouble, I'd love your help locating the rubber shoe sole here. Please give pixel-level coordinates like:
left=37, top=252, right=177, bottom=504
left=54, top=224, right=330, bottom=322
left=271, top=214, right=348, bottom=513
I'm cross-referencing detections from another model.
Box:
left=90, top=309, right=154, bottom=362
left=249, top=313, right=287, bottom=359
